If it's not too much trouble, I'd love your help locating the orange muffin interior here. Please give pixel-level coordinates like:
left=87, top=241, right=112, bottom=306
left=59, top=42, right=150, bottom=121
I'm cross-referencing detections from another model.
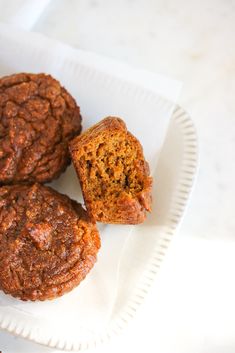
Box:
left=70, top=117, right=152, bottom=224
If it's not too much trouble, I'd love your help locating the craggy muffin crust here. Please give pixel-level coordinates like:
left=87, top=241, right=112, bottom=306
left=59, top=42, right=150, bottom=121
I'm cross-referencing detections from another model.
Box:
left=0, top=73, right=82, bottom=184
left=0, top=183, right=100, bottom=301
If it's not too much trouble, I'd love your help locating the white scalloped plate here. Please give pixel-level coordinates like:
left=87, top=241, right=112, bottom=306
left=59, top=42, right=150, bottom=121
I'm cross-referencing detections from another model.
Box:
left=0, top=105, right=198, bottom=351
left=0, top=21, right=198, bottom=352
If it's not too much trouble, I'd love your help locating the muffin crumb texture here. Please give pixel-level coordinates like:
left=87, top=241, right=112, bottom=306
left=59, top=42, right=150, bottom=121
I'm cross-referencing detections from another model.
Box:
left=70, top=117, right=152, bottom=224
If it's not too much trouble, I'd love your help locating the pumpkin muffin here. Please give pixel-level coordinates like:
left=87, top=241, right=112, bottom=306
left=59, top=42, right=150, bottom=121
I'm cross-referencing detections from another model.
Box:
left=0, top=73, right=82, bottom=184
left=69, top=117, right=152, bottom=224
left=0, top=183, right=100, bottom=301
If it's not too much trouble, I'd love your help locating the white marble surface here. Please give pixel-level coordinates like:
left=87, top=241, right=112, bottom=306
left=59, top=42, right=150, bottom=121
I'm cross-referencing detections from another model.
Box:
left=0, top=0, right=235, bottom=352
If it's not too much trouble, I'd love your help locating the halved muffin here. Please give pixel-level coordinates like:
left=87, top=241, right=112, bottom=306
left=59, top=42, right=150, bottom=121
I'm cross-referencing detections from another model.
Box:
left=69, top=117, right=152, bottom=224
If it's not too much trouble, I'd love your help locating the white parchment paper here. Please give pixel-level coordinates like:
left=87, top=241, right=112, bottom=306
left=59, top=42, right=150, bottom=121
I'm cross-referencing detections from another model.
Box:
left=0, top=22, right=181, bottom=333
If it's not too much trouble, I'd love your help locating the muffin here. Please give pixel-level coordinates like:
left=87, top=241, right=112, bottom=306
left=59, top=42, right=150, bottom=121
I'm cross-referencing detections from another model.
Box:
left=0, top=183, right=100, bottom=301
left=69, top=117, right=152, bottom=224
left=0, top=73, right=82, bottom=184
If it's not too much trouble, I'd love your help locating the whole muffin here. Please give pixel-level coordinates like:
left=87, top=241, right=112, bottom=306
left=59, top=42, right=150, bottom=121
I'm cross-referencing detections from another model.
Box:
left=0, top=183, right=100, bottom=301
left=0, top=73, right=82, bottom=184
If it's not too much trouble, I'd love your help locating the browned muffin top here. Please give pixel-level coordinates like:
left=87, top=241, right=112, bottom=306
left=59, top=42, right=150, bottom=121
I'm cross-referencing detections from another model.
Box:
left=0, top=183, right=100, bottom=301
left=0, top=73, right=82, bottom=184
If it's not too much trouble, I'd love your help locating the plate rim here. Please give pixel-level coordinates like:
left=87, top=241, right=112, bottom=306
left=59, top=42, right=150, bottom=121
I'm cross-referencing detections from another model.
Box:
left=0, top=105, right=198, bottom=351
left=92, top=105, right=199, bottom=351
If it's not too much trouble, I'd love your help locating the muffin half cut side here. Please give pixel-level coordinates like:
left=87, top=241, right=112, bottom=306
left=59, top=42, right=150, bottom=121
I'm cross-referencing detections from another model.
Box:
left=70, top=117, right=152, bottom=224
